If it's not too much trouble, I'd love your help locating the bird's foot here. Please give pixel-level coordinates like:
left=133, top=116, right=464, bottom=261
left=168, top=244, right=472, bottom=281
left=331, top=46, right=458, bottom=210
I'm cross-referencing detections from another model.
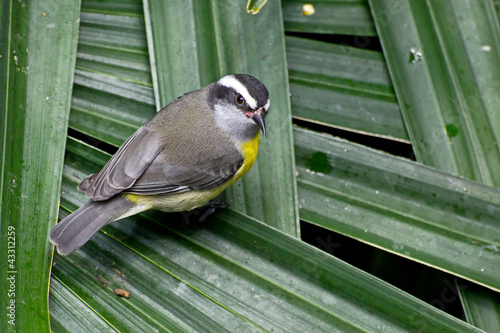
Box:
left=181, top=199, right=229, bottom=227
left=199, top=198, right=229, bottom=222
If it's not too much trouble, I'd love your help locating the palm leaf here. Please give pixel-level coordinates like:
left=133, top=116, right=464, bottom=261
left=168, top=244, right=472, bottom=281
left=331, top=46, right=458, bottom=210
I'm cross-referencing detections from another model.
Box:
left=70, top=8, right=155, bottom=147
left=457, top=281, right=500, bottom=332
left=368, top=0, right=500, bottom=186
left=369, top=0, right=500, bottom=324
left=286, top=36, right=408, bottom=141
left=0, top=1, right=80, bottom=332
left=295, top=127, right=500, bottom=292
left=282, top=0, right=376, bottom=36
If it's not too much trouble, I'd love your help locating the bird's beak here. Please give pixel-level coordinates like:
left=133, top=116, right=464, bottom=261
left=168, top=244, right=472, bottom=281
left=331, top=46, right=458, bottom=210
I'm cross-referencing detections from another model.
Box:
left=251, top=108, right=266, bottom=138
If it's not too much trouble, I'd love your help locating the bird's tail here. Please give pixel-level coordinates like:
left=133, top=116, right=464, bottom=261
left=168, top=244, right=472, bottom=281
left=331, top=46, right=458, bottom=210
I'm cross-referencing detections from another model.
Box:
left=49, top=195, right=135, bottom=255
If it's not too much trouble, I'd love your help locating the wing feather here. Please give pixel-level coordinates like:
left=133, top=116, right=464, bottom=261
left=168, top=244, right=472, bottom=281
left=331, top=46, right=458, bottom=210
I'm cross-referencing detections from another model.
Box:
left=77, top=126, right=163, bottom=201
left=123, top=151, right=243, bottom=195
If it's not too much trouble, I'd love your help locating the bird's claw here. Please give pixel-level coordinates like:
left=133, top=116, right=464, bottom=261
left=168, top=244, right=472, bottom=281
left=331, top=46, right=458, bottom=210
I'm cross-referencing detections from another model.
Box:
left=181, top=198, right=229, bottom=227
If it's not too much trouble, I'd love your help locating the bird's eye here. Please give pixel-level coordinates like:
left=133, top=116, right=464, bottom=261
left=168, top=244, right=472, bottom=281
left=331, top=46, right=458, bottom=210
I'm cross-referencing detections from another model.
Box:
left=235, top=94, right=244, bottom=105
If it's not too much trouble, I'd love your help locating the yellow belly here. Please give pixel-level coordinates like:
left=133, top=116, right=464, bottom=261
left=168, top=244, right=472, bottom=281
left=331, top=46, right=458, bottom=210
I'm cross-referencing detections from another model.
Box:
left=123, top=133, right=261, bottom=214
left=124, top=185, right=228, bottom=213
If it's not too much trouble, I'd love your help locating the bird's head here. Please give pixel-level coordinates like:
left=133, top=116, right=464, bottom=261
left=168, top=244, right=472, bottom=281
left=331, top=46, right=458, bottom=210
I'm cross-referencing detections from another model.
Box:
left=208, top=74, right=270, bottom=140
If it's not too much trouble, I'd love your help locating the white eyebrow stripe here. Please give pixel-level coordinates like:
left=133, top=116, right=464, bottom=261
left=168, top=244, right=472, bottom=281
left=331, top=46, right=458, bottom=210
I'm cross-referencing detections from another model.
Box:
left=219, top=76, right=258, bottom=109
left=263, top=99, right=270, bottom=111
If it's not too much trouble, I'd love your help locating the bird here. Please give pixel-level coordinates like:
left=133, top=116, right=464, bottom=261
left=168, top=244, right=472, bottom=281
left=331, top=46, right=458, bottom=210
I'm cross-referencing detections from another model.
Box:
left=49, top=74, right=270, bottom=255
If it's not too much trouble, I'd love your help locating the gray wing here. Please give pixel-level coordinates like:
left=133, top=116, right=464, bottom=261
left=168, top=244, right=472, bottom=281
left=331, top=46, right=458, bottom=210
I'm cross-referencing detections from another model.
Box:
left=77, top=125, right=244, bottom=200
left=123, top=150, right=243, bottom=195
left=78, top=126, right=163, bottom=201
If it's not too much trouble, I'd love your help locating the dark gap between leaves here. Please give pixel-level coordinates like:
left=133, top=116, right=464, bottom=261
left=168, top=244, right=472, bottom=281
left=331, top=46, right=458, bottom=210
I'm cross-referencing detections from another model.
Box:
left=68, top=127, right=118, bottom=155
left=293, top=118, right=415, bottom=160
left=286, top=32, right=383, bottom=52
left=300, top=221, right=466, bottom=320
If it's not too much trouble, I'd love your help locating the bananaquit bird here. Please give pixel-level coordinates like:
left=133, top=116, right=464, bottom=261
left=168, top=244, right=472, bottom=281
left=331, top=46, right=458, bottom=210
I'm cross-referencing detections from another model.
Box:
left=50, top=74, right=269, bottom=255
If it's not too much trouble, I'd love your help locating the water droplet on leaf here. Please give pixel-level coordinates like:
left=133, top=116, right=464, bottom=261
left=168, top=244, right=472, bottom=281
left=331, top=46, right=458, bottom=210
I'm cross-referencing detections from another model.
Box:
left=409, top=47, right=423, bottom=64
